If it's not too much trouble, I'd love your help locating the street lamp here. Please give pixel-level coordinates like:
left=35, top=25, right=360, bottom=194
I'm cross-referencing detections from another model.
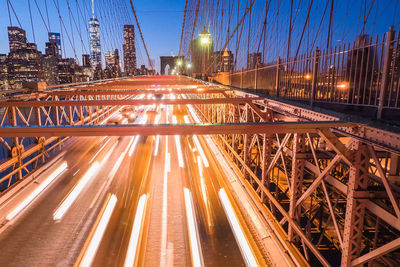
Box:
left=199, top=27, right=211, bottom=80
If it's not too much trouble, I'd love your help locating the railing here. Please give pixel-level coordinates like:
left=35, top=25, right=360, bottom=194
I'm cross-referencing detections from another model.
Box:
left=223, top=26, right=400, bottom=120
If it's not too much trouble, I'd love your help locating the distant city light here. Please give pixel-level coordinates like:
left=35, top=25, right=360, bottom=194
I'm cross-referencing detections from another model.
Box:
left=337, top=81, right=349, bottom=89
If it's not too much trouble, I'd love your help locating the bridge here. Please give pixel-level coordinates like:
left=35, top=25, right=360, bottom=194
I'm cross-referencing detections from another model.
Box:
left=1, top=0, right=400, bottom=267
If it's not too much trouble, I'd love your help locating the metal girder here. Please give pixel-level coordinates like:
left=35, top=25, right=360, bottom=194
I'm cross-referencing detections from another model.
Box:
left=0, top=121, right=352, bottom=137
left=44, top=88, right=230, bottom=97
left=341, top=142, right=369, bottom=266
left=0, top=97, right=261, bottom=108
left=235, top=90, right=400, bottom=154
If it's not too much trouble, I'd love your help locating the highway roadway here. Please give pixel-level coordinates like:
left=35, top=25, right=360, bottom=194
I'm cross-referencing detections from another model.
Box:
left=0, top=100, right=270, bottom=266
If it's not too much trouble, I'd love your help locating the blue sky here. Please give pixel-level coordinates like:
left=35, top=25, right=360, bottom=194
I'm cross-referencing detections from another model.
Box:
left=0, top=0, right=185, bottom=73
left=0, top=1, right=398, bottom=73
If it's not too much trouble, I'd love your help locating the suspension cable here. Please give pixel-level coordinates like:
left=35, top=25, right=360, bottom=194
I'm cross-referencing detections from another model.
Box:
left=178, top=0, right=188, bottom=58
left=129, top=0, right=154, bottom=71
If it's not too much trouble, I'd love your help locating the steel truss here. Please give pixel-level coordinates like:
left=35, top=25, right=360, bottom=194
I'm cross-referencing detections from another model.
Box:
left=0, top=77, right=399, bottom=266
left=189, top=95, right=400, bottom=266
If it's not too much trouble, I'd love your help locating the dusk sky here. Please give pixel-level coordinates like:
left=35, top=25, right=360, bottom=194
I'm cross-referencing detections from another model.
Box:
left=0, top=0, right=186, bottom=73
left=0, top=1, right=398, bottom=73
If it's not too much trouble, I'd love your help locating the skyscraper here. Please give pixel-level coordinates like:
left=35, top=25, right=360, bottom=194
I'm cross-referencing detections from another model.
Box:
left=8, top=27, right=27, bottom=52
left=82, top=54, right=91, bottom=68
left=89, top=0, right=102, bottom=69
left=48, top=32, right=61, bottom=58
left=247, top=52, right=262, bottom=69
left=123, top=25, right=136, bottom=75
left=105, top=49, right=121, bottom=78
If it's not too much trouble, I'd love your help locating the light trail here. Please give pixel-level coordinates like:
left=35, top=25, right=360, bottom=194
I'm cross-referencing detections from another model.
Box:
left=6, top=162, right=68, bottom=221
left=184, top=114, right=209, bottom=167
left=192, top=136, right=209, bottom=168
left=154, top=114, right=161, bottom=156
left=174, top=135, right=184, bottom=168
left=53, top=162, right=100, bottom=221
left=128, top=111, right=149, bottom=157
left=197, top=156, right=208, bottom=205
left=160, top=136, right=169, bottom=266
left=123, top=194, right=147, bottom=267
left=218, top=188, right=258, bottom=267
left=78, top=194, right=117, bottom=267
left=183, top=188, right=204, bottom=267
left=128, top=136, right=140, bottom=157
left=187, top=104, right=201, bottom=123
left=173, top=116, right=184, bottom=168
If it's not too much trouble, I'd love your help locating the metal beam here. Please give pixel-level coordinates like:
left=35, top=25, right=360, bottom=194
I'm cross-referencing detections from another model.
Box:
left=0, top=121, right=353, bottom=137
left=44, top=88, right=230, bottom=97
left=0, top=98, right=261, bottom=108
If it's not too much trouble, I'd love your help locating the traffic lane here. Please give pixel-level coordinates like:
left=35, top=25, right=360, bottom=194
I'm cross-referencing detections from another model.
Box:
left=140, top=135, right=166, bottom=267
left=182, top=134, right=246, bottom=267
left=198, top=133, right=269, bottom=266
left=161, top=134, right=190, bottom=266
left=172, top=108, right=244, bottom=265
left=88, top=135, right=154, bottom=266
left=0, top=136, right=120, bottom=266
left=87, top=112, right=156, bottom=266
left=178, top=106, right=266, bottom=266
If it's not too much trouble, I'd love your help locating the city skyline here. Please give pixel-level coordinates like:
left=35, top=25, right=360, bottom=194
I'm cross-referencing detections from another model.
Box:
left=0, top=0, right=185, bottom=74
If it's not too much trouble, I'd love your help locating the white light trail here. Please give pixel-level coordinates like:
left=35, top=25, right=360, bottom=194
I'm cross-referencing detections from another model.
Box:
left=183, top=188, right=204, bottom=267
left=154, top=114, right=161, bottom=124
left=79, top=194, right=117, bottom=267
left=53, top=162, right=100, bottom=221
left=6, top=162, right=68, bottom=221
left=153, top=114, right=161, bottom=156
left=193, top=136, right=209, bottom=168
left=187, top=104, right=201, bottom=123
left=100, top=142, right=118, bottom=165
left=141, top=114, right=148, bottom=124
left=218, top=188, right=258, bottom=267
left=174, top=134, right=184, bottom=168
left=128, top=113, right=148, bottom=157
left=184, top=108, right=209, bottom=167
left=183, top=115, right=190, bottom=124
left=128, top=136, right=140, bottom=157
left=124, top=194, right=147, bottom=267
left=172, top=115, right=184, bottom=167
left=160, top=136, right=169, bottom=267
left=89, top=138, right=111, bottom=163
left=197, top=156, right=208, bottom=205
left=165, top=106, right=169, bottom=124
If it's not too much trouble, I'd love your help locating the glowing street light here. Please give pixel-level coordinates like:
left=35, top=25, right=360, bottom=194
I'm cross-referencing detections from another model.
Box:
left=199, top=28, right=211, bottom=46
left=177, top=59, right=183, bottom=66
left=199, top=27, right=211, bottom=80
left=186, top=62, right=192, bottom=69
